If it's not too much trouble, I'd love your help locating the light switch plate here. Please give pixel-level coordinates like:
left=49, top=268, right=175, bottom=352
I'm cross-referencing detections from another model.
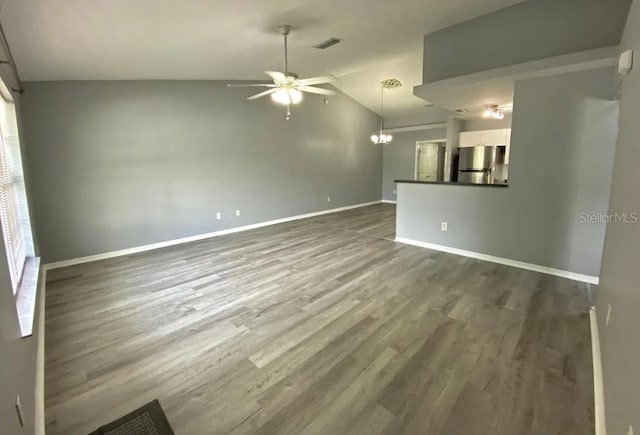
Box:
left=216, top=212, right=221, bottom=220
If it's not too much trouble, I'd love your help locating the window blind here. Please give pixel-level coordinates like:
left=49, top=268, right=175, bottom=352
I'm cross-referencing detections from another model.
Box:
left=0, top=82, right=33, bottom=294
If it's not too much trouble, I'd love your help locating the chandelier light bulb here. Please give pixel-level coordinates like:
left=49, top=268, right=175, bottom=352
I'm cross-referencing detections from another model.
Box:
left=371, top=133, right=393, bottom=144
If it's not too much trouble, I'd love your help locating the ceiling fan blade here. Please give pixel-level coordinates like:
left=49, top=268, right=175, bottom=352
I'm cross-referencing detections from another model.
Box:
left=297, top=76, right=336, bottom=86
left=227, top=83, right=277, bottom=88
left=246, top=88, right=279, bottom=100
left=298, top=86, right=336, bottom=96
left=265, top=71, right=287, bottom=84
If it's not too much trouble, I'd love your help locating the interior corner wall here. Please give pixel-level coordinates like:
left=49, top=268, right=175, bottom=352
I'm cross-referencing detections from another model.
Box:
left=596, top=0, right=640, bottom=433
left=396, top=67, right=619, bottom=277
left=381, top=128, right=447, bottom=201
left=422, top=0, right=632, bottom=83
left=21, top=81, right=382, bottom=263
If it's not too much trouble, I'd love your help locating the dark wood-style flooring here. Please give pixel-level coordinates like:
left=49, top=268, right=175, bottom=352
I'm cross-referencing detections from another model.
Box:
left=45, top=203, right=594, bottom=434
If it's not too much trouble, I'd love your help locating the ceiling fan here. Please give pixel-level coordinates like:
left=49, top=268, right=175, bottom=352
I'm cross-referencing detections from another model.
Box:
left=227, top=25, right=336, bottom=119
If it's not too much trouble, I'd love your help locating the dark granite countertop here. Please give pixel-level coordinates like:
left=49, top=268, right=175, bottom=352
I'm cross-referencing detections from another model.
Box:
left=394, top=179, right=508, bottom=188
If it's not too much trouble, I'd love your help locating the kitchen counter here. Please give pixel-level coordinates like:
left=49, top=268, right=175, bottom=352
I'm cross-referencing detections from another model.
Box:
left=395, top=179, right=508, bottom=188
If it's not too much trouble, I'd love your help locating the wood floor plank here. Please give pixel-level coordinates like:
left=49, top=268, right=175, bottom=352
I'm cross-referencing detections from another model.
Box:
left=44, top=203, right=595, bottom=434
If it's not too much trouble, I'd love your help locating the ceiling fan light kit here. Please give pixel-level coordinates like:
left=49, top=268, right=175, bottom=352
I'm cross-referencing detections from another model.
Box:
left=227, top=24, right=336, bottom=119
left=371, top=79, right=402, bottom=145
left=271, top=88, right=303, bottom=105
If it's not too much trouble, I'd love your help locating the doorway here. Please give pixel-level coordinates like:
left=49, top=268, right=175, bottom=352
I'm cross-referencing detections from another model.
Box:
left=415, top=142, right=445, bottom=182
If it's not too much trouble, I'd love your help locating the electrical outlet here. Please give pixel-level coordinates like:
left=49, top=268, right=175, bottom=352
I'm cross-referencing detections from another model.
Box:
left=216, top=212, right=221, bottom=220
left=628, top=425, right=634, bottom=435
left=327, top=196, right=331, bottom=202
left=606, top=304, right=612, bottom=326
left=15, top=395, right=24, bottom=427
left=441, top=222, right=448, bottom=231
left=235, top=210, right=240, bottom=217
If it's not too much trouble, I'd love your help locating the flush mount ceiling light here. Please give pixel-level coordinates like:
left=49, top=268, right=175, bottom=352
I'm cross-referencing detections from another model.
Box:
left=483, top=104, right=505, bottom=120
left=227, top=25, right=337, bottom=120
left=371, top=79, right=402, bottom=145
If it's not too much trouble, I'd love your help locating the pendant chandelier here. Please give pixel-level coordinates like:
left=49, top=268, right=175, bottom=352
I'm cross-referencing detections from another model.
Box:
left=483, top=104, right=505, bottom=120
left=371, top=78, right=401, bottom=144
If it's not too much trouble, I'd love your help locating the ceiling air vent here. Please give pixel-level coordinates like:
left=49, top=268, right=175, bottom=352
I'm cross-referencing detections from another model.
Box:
left=313, top=38, right=342, bottom=49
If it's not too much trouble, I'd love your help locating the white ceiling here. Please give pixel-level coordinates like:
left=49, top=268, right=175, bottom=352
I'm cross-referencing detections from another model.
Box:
left=0, top=0, right=523, bottom=118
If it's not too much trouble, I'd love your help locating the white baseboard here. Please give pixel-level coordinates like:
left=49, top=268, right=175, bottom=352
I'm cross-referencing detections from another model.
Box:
left=381, top=200, right=397, bottom=204
left=590, top=307, right=606, bottom=435
left=394, top=237, right=599, bottom=284
left=43, top=200, right=382, bottom=270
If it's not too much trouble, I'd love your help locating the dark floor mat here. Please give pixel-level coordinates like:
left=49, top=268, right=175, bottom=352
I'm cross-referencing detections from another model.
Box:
left=88, top=400, right=174, bottom=435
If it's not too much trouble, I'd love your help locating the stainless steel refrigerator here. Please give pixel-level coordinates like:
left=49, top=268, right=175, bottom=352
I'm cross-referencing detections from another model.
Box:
left=457, top=146, right=501, bottom=184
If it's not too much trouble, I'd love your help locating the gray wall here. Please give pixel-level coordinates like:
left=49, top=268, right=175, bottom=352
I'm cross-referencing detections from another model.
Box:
left=461, top=114, right=512, bottom=132
left=397, top=67, right=618, bottom=277
left=596, top=1, right=640, bottom=433
left=21, top=81, right=382, bottom=263
left=0, top=76, right=42, bottom=433
left=0, top=245, right=40, bottom=435
left=381, top=129, right=447, bottom=201
left=423, top=0, right=631, bottom=83
left=384, top=108, right=449, bottom=129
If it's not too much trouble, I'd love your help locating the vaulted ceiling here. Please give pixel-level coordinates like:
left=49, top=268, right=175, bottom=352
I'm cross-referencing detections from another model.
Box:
left=0, top=0, right=523, bottom=119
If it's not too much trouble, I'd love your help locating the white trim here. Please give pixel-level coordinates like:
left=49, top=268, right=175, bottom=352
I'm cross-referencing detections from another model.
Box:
left=414, top=46, right=618, bottom=112
left=394, top=237, right=599, bottom=284
left=43, top=201, right=382, bottom=270
left=414, top=46, right=618, bottom=94
left=590, top=307, right=607, bottom=435
left=0, top=76, right=14, bottom=103
left=414, top=143, right=420, bottom=180
left=381, top=200, right=397, bottom=204
left=34, top=268, right=45, bottom=435
left=382, top=123, right=447, bottom=134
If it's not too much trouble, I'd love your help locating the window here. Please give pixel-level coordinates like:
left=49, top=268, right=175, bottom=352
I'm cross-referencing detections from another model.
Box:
left=0, top=78, right=34, bottom=294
